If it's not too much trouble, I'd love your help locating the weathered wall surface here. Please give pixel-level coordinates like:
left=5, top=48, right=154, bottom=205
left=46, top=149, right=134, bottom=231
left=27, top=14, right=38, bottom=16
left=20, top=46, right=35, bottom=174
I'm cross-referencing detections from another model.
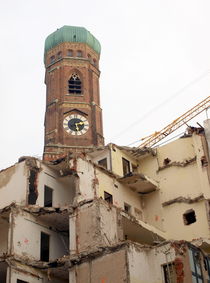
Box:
left=71, top=249, right=127, bottom=283
left=75, top=202, right=101, bottom=253
left=10, top=264, right=68, bottom=283
left=0, top=162, right=27, bottom=208
left=139, top=135, right=210, bottom=240
left=96, top=168, right=142, bottom=214
left=163, top=201, right=209, bottom=240
left=36, top=163, right=75, bottom=207
left=76, top=158, right=96, bottom=202
left=74, top=200, right=123, bottom=253
left=128, top=243, right=175, bottom=283
left=142, top=191, right=164, bottom=231
left=12, top=210, right=68, bottom=261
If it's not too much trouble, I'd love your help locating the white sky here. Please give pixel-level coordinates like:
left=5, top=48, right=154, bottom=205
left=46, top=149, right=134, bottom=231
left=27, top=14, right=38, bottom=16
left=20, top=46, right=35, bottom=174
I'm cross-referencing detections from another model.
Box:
left=1, top=0, right=210, bottom=170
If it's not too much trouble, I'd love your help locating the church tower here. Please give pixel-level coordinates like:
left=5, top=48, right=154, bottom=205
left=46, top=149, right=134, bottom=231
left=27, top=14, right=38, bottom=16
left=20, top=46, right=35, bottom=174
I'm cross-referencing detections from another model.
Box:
left=43, top=26, right=104, bottom=161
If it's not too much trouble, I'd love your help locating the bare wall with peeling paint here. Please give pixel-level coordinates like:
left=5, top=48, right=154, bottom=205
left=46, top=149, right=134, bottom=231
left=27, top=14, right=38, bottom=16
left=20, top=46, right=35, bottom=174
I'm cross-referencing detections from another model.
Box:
left=0, top=162, right=27, bottom=208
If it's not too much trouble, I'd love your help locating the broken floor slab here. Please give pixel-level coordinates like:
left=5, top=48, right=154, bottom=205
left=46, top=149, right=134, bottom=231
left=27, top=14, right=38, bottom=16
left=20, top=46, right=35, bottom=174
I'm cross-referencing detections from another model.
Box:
left=117, top=172, right=159, bottom=194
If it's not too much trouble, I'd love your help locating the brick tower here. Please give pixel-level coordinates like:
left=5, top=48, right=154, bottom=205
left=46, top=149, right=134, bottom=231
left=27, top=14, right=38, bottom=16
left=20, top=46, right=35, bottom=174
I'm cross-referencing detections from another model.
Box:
left=43, top=26, right=104, bottom=161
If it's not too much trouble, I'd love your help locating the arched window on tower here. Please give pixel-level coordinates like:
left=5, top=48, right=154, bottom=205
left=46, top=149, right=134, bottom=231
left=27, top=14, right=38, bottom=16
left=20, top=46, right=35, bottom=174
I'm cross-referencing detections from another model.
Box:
left=68, top=73, right=82, bottom=94
left=67, top=49, right=73, bottom=57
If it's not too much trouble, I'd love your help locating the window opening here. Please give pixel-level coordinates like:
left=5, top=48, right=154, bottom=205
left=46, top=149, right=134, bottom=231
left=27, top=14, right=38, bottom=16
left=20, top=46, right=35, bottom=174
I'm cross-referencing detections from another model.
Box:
left=67, top=49, right=73, bottom=57
left=50, top=55, right=55, bottom=63
left=68, top=73, right=82, bottom=94
left=77, top=50, right=82, bottom=57
left=188, top=247, right=203, bottom=282
left=124, top=203, right=131, bottom=213
left=104, top=191, right=113, bottom=204
left=163, top=262, right=176, bottom=283
left=40, top=232, right=50, bottom=262
left=122, top=158, right=131, bottom=176
left=183, top=209, right=196, bottom=225
left=17, top=280, right=28, bottom=283
left=98, top=158, right=107, bottom=169
left=28, top=170, right=38, bottom=205
left=57, top=51, right=62, bottom=59
left=44, top=185, right=53, bottom=207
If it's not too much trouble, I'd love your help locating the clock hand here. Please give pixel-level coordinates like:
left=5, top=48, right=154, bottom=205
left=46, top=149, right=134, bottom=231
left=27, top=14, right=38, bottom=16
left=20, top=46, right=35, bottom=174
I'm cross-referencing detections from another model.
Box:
left=75, top=121, right=84, bottom=130
left=77, top=121, right=84, bottom=126
left=75, top=123, right=79, bottom=131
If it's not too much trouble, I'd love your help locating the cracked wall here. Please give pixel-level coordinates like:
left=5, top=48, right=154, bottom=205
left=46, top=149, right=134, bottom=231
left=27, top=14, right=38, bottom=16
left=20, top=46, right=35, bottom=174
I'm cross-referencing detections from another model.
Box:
left=72, top=200, right=123, bottom=254
left=0, top=162, right=27, bottom=208
left=70, top=248, right=127, bottom=283
left=138, top=134, right=210, bottom=241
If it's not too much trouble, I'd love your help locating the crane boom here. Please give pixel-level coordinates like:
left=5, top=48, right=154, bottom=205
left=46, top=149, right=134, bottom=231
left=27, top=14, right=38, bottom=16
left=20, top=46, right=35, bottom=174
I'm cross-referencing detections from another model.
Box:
left=139, top=96, right=210, bottom=148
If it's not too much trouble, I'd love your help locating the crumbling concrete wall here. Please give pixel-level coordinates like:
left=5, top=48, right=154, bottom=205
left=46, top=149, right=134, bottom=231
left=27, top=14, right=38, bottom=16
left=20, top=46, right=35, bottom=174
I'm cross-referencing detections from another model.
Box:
left=0, top=162, right=27, bottom=208
left=76, top=158, right=97, bottom=202
left=70, top=248, right=127, bottom=283
left=9, top=263, right=68, bottom=283
left=73, top=200, right=123, bottom=253
left=11, top=209, right=68, bottom=261
left=128, top=243, right=175, bottom=283
left=163, top=201, right=210, bottom=240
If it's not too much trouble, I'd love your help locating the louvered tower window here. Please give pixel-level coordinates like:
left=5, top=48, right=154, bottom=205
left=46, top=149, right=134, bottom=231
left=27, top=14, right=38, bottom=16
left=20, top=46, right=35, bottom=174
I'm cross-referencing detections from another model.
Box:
left=68, top=73, right=82, bottom=94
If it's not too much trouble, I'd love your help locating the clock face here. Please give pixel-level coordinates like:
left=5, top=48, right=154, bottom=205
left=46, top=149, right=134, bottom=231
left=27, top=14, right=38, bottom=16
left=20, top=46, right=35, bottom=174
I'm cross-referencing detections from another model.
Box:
left=63, top=114, right=89, bottom=135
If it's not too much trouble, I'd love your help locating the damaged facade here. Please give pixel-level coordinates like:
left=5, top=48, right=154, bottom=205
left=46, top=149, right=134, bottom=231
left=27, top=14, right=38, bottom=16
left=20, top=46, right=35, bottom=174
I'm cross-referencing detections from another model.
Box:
left=1, top=121, right=210, bottom=282
left=1, top=25, right=210, bottom=282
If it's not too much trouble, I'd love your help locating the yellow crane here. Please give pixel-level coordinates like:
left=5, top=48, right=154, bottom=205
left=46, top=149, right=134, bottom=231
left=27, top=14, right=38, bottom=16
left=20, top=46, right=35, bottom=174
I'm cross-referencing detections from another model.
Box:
left=138, top=96, right=210, bottom=148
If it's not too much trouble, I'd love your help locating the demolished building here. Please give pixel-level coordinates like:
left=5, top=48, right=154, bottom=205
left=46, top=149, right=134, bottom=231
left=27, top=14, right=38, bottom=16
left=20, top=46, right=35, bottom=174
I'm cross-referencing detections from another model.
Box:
left=1, top=122, right=210, bottom=282
left=1, top=25, right=210, bottom=282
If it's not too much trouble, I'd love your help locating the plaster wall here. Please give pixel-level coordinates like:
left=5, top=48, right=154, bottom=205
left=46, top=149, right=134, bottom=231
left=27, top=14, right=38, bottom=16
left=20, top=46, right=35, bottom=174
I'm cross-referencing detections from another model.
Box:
left=36, top=164, right=75, bottom=207
left=163, top=201, right=210, bottom=240
left=0, top=162, right=27, bottom=208
left=96, top=168, right=142, bottom=214
left=71, top=249, right=127, bottom=283
left=128, top=243, right=175, bottom=283
left=12, top=210, right=68, bottom=260
left=75, top=200, right=121, bottom=253
left=140, top=136, right=210, bottom=202
left=76, top=158, right=96, bottom=202
left=142, top=191, right=164, bottom=231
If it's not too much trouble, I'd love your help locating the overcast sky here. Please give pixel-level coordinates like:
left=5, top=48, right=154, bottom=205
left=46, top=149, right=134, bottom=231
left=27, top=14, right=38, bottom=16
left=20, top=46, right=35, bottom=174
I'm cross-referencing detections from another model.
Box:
left=1, top=0, right=210, bottom=170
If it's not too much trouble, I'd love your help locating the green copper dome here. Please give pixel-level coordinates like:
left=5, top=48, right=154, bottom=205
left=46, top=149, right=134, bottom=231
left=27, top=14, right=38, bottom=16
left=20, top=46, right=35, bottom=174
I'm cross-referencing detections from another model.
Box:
left=44, top=26, right=101, bottom=56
